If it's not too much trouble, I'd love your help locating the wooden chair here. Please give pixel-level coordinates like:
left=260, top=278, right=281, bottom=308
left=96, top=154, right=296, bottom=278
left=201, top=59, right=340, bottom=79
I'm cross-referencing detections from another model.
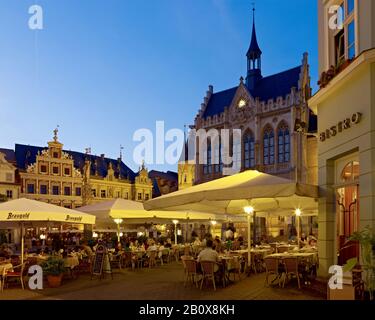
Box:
left=200, top=261, right=217, bottom=291
left=0, top=264, right=12, bottom=292
left=109, top=253, right=122, bottom=270
left=161, top=249, right=171, bottom=264
left=121, top=252, right=133, bottom=269
left=227, top=256, right=242, bottom=281
left=282, top=257, right=301, bottom=289
left=184, top=246, right=191, bottom=257
left=264, top=257, right=280, bottom=287
left=180, top=255, right=194, bottom=279
left=78, top=256, right=92, bottom=274
left=172, top=246, right=179, bottom=262
left=184, top=259, right=200, bottom=288
left=133, top=252, right=145, bottom=269
left=4, top=262, right=27, bottom=290
left=148, top=251, right=157, bottom=268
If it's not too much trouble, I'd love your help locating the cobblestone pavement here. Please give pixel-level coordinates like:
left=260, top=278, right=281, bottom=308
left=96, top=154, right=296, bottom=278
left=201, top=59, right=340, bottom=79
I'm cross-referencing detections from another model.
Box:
left=0, top=262, right=326, bottom=300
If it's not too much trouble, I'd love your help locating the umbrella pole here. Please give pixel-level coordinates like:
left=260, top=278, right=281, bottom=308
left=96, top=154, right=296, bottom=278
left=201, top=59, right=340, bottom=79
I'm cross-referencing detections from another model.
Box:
left=21, top=222, right=24, bottom=265
left=247, top=214, right=251, bottom=274
left=297, top=215, right=300, bottom=248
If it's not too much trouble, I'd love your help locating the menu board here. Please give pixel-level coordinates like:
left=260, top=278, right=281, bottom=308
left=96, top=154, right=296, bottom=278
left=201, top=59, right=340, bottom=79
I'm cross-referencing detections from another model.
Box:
left=91, top=244, right=105, bottom=277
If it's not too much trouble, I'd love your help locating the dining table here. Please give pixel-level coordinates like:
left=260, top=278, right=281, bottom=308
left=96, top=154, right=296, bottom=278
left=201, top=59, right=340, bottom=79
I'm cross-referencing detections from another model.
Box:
left=218, top=254, right=243, bottom=287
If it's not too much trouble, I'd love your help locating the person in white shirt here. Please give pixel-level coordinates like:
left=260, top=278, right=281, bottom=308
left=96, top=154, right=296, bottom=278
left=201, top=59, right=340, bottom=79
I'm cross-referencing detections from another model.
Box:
left=193, top=237, right=201, bottom=246
left=197, top=239, right=220, bottom=273
left=147, top=241, right=157, bottom=252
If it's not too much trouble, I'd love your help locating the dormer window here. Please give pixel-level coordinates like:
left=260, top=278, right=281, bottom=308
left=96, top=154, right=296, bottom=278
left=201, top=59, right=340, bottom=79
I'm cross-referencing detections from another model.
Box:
left=53, top=152, right=59, bottom=158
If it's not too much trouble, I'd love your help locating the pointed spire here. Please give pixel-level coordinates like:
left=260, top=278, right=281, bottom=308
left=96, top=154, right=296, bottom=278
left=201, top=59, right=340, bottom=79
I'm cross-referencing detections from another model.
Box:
left=247, top=6, right=262, bottom=59
left=246, top=3, right=262, bottom=90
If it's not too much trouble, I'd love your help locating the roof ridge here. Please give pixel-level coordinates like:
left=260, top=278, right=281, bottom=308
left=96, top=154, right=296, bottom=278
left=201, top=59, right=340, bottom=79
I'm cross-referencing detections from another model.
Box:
left=260, top=65, right=302, bottom=81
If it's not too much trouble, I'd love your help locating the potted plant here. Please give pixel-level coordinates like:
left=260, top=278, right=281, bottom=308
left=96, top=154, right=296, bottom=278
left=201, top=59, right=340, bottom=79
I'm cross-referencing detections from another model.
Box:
left=41, top=256, right=66, bottom=288
left=348, top=226, right=375, bottom=300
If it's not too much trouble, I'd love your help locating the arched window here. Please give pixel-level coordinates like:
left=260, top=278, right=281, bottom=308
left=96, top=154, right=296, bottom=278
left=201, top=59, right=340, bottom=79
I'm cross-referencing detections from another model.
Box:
left=278, top=124, right=290, bottom=163
left=244, top=132, right=255, bottom=169
left=341, top=161, right=359, bottom=183
left=263, top=126, right=274, bottom=165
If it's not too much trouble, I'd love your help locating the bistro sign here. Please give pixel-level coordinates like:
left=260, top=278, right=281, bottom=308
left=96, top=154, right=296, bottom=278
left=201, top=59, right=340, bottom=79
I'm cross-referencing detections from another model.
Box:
left=320, top=112, right=362, bottom=142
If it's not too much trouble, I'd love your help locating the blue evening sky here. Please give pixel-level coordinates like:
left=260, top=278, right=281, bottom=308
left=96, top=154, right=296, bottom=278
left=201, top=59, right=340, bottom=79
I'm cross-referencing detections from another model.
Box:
left=0, top=0, right=318, bottom=173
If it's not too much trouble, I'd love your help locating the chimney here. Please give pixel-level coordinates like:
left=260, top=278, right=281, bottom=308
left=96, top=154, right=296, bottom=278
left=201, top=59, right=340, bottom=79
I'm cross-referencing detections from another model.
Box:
left=100, top=154, right=105, bottom=159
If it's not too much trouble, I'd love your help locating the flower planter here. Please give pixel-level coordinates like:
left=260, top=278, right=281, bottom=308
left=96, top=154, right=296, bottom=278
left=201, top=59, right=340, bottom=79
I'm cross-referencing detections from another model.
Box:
left=47, top=274, right=63, bottom=288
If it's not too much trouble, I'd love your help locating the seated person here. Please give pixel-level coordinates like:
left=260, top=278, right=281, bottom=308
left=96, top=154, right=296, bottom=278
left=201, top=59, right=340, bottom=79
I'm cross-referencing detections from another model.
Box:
left=213, top=238, right=223, bottom=253
left=300, top=233, right=308, bottom=247
left=165, top=239, right=172, bottom=248
left=197, top=239, right=219, bottom=272
left=193, top=237, right=201, bottom=246
left=147, top=241, right=157, bottom=252
left=81, top=240, right=94, bottom=257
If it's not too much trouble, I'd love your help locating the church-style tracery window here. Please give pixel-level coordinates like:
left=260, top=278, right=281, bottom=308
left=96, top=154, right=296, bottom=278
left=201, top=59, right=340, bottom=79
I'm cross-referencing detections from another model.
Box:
left=278, top=123, right=290, bottom=163
left=263, top=126, right=274, bottom=165
left=244, top=132, right=255, bottom=169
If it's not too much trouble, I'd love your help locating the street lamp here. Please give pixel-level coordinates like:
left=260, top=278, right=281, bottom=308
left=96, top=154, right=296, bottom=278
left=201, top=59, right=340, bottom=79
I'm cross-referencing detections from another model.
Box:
left=172, top=220, right=179, bottom=245
left=295, top=209, right=302, bottom=248
left=244, top=206, right=254, bottom=272
left=39, top=234, right=46, bottom=248
left=114, top=218, right=123, bottom=242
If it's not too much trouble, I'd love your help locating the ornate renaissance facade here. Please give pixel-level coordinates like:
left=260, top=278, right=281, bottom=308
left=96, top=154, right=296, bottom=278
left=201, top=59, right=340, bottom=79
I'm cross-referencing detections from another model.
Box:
left=4, top=130, right=153, bottom=208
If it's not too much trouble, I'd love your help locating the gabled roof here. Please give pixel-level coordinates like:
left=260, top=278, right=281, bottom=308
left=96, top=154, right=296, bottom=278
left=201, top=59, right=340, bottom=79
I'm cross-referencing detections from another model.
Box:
left=202, top=66, right=301, bottom=119
left=0, top=148, right=16, bottom=163
left=14, top=144, right=136, bottom=182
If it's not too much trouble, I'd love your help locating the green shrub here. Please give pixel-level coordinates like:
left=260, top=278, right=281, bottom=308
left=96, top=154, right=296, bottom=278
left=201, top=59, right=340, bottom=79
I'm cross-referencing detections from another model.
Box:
left=40, top=256, right=66, bottom=276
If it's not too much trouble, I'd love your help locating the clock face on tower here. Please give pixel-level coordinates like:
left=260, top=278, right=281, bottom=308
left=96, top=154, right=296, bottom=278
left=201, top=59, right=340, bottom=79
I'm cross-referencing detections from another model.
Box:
left=238, top=99, right=247, bottom=108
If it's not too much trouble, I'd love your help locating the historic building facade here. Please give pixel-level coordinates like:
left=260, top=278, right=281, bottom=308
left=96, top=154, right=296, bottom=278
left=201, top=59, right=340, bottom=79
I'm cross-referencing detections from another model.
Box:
left=309, top=0, right=375, bottom=277
left=192, top=19, right=317, bottom=186
left=179, top=11, right=318, bottom=240
left=0, top=149, right=20, bottom=201
left=5, top=130, right=153, bottom=207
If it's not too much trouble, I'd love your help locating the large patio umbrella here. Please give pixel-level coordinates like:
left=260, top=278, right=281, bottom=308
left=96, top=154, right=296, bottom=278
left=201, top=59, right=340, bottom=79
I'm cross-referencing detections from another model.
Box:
left=0, top=198, right=96, bottom=263
left=144, top=170, right=318, bottom=266
left=77, top=198, right=237, bottom=243
left=77, top=198, right=230, bottom=223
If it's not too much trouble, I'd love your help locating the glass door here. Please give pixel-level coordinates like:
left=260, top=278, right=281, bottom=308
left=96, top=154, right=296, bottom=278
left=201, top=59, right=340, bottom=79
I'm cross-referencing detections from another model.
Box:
left=336, top=161, right=360, bottom=265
